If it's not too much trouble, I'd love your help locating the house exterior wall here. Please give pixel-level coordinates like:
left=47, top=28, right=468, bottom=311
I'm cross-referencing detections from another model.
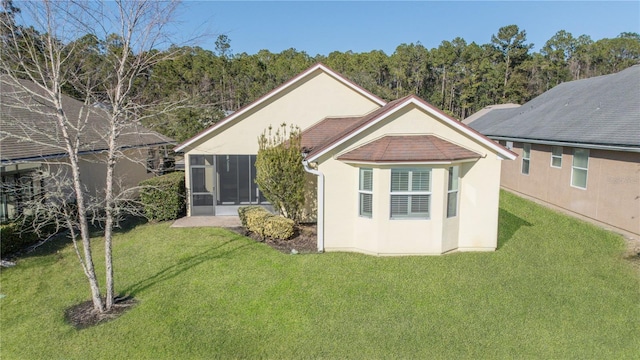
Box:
left=499, top=142, right=640, bottom=236
left=1, top=148, right=157, bottom=222
left=78, top=148, right=156, bottom=199
left=182, top=69, right=382, bottom=216
left=317, top=105, right=504, bottom=255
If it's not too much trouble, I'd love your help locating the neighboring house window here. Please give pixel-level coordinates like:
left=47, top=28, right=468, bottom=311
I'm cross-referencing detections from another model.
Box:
left=571, top=148, right=589, bottom=189
left=551, top=146, right=562, bottom=168
left=359, top=168, right=373, bottom=218
left=390, top=168, right=431, bottom=219
left=146, top=148, right=158, bottom=173
left=447, top=166, right=459, bottom=218
left=506, top=141, right=514, bottom=150
left=521, top=143, right=531, bottom=175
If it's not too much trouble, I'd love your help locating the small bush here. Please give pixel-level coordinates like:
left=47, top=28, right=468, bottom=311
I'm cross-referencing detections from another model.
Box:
left=238, top=205, right=263, bottom=227
left=263, top=216, right=295, bottom=240
left=238, top=206, right=295, bottom=240
left=0, top=222, right=39, bottom=255
left=139, top=171, right=186, bottom=222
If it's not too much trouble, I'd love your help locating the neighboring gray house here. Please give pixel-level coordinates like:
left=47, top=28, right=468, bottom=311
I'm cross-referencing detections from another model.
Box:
left=1, top=78, right=175, bottom=222
left=468, top=64, right=640, bottom=236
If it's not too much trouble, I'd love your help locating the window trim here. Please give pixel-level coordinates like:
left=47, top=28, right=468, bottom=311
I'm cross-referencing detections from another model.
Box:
left=447, top=166, right=459, bottom=218
left=570, top=148, right=589, bottom=190
left=358, top=168, right=373, bottom=218
left=521, top=143, right=531, bottom=175
left=390, top=168, right=431, bottom=220
left=551, top=146, right=562, bottom=168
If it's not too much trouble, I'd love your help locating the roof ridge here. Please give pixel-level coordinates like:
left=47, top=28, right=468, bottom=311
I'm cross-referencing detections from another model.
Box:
left=175, top=62, right=387, bottom=152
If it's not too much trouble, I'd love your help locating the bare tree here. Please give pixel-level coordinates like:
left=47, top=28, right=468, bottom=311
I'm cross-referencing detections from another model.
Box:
left=1, top=0, right=181, bottom=315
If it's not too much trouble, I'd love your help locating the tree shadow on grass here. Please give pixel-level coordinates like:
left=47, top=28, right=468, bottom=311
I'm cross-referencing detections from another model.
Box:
left=88, top=215, right=149, bottom=237
left=497, top=208, right=532, bottom=250
left=8, top=216, right=150, bottom=261
left=122, top=235, right=253, bottom=296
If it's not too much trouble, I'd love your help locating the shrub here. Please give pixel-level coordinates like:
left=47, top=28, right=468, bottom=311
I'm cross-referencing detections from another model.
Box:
left=139, top=171, right=186, bottom=222
left=238, top=205, right=263, bottom=227
left=255, top=123, right=306, bottom=223
left=0, top=222, right=39, bottom=255
left=238, top=206, right=295, bottom=240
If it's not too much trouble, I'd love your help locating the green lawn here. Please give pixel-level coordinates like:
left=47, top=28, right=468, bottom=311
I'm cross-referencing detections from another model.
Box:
left=1, top=191, right=638, bottom=359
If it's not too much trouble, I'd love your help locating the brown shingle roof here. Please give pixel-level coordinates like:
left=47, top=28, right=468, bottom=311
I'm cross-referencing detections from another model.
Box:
left=337, top=135, right=481, bottom=163
left=301, top=95, right=412, bottom=158
left=1, top=78, right=174, bottom=163
left=301, top=116, right=364, bottom=152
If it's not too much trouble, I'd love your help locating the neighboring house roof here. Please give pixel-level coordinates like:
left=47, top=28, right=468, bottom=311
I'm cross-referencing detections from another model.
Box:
left=174, top=63, right=387, bottom=152
left=0, top=77, right=174, bottom=164
left=337, top=135, right=482, bottom=164
left=303, top=94, right=517, bottom=162
left=462, top=103, right=520, bottom=125
left=469, top=65, right=640, bottom=151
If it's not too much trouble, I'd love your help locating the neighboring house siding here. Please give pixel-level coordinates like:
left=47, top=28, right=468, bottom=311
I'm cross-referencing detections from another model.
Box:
left=0, top=148, right=166, bottom=222
left=78, top=148, right=161, bottom=199
left=499, top=142, right=640, bottom=235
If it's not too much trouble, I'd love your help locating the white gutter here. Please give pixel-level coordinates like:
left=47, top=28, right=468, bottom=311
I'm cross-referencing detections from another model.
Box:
left=302, top=159, right=324, bottom=253
left=489, top=136, right=640, bottom=153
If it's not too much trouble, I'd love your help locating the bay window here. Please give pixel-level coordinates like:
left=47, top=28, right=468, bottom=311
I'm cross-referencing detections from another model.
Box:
left=390, top=168, right=431, bottom=219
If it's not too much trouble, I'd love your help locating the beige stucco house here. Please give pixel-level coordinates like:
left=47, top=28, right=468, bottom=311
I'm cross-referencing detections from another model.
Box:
left=176, top=63, right=516, bottom=255
left=469, top=65, right=640, bottom=237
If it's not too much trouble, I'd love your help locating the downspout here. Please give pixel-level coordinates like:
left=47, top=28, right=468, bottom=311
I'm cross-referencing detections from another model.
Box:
left=302, top=158, right=324, bottom=253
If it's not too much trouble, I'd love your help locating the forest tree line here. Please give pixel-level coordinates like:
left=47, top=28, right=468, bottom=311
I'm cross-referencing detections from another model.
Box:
left=3, top=2, right=639, bottom=142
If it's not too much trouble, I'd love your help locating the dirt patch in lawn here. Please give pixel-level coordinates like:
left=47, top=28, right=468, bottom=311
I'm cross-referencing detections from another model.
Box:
left=65, top=296, right=137, bottom=330
left=230, top=224, right=318, bottom=254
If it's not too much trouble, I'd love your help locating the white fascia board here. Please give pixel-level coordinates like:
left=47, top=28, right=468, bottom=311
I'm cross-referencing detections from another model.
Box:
left=489, top=136, right=640, bottom=153
left=308, top=97, right=516, bottom=162
left=412, top=101, right=517, bottom=161
left=174, top=64, right=386, bottom=152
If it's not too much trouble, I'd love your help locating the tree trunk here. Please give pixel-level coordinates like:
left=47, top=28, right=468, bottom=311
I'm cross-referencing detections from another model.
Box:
left=55, top=102, right=105, bottom=313
left=104, top=152, right=116, bottom=310
left=503, top=53, right=510, bottom=99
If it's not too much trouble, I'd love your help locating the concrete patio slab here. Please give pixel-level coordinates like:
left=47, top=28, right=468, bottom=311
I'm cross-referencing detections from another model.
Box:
left=171, top=216, right=241, bottom=228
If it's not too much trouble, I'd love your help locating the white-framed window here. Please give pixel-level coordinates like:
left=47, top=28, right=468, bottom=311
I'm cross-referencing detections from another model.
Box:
left=551, top=146, right=562, bottom=168
left=571, top=148, right=589, bottom=189
left=359, top=168, right=373, bottom=218
left=390, top=168, right=431, bottom=219
left=521, top=143, right=531, bottom=175
left=447, top=166, right=459, bottom=218
left=506, top=141, right=514, bottom=150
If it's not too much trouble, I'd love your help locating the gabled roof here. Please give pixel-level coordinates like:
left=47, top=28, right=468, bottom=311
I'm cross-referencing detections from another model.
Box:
left=469, top=65, right=640, bottom=150
left=303, top=95, right=516, bottom=162
left=174, top=63, right=387, bottom=152
left=1, top=78, right=174, bottom=164
left=337, top=135, right=482, bottom=164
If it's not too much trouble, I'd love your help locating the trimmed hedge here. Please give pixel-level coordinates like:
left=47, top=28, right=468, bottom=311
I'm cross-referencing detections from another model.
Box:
left=139, top=171, right=186, bottom=222
left=0, top=222, right=39, bottom=256
left=238, top=206, right=295, bottom=240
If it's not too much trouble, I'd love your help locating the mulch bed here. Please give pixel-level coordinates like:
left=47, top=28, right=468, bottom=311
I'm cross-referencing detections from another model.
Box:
left=65, top=296, right=137, bottom=329
left=230, top=224, right=318, bottom=254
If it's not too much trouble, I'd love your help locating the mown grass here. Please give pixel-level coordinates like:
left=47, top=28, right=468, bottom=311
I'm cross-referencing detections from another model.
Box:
left=1, top=191, right=638, bottom=359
